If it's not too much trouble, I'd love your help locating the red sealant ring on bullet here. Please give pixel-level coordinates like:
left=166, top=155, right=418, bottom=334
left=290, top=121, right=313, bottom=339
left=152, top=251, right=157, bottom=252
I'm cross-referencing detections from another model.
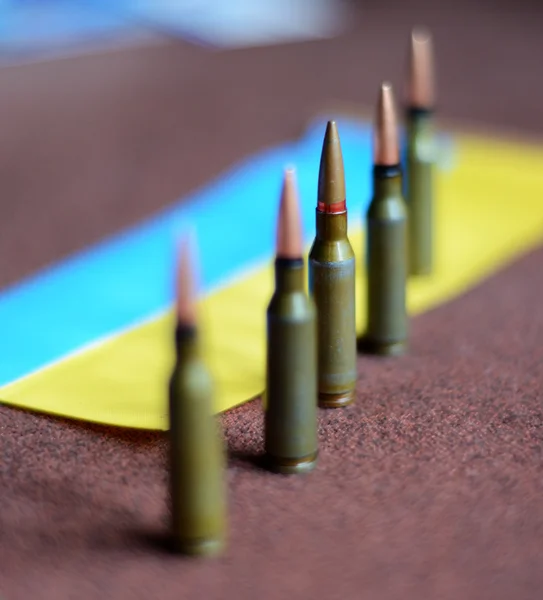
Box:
left=317, top=200, right=346, bottom=214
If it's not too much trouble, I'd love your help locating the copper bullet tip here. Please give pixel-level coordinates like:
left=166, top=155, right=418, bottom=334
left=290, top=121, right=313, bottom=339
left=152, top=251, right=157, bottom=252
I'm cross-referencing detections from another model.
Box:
left=276, top=167, right=303, bottom=259
left=175, top=230, right=198, bottom=327
left=374, top=82, right=400, bottom=166
left=407, top=27, right=435, bottom=109
left=317, top=120, right=347, bottom=212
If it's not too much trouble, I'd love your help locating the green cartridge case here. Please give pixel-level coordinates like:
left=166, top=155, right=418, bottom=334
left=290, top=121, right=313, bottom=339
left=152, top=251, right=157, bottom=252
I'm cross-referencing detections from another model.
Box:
left=265, top=258, right=318, bottom=474
left=309, top=212, right=357, bottom=408
left=365, top=165, right=408, bottom=356
left=169, top=325, right=227, bottom=557
left=405, top=109, right=436, bottom=276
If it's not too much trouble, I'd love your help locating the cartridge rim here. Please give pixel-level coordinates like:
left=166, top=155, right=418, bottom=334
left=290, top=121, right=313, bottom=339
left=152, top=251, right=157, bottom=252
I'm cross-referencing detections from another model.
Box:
left=170, top=535, right=225, bottom=558
left=409, top=264, right=433, bottom=277
left=318, top=389, right=355, bottom=409
left=362, top=338, right=407, bottom=357
left=265, top=451, right=318, bottom=475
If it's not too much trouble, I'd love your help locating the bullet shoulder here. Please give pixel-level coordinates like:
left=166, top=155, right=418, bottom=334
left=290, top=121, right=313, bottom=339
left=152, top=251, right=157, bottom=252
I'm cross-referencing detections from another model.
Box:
left=407, top=136, right=437, bottom=164
left=367, top=194, right=407, bottom=221
left=268, top=291, right=316, bottom=322
left=406, top=119, right=437, bottom=163
left=309, top=238, right=355, bottom=263
left=169, top=358, right=213, bottom=404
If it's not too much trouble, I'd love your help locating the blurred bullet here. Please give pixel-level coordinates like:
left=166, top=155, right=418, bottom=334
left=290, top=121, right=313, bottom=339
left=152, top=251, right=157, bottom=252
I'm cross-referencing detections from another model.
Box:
left=264, top=168, right=318, bottom=474
left=404, top=27, right=436, bottom=276
left=169, top=232, right=227, bottom=557
left=364, top=83, right=408, bottom=356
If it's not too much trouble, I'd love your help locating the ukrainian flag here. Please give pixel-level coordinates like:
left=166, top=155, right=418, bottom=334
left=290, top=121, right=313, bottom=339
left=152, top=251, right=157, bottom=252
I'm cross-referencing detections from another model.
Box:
left=1, top=118, right=543, bottom=429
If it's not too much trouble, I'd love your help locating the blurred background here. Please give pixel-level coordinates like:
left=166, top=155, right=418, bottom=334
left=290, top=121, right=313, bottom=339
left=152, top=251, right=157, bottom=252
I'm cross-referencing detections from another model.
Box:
left=1, top=0, right=542, bottom=289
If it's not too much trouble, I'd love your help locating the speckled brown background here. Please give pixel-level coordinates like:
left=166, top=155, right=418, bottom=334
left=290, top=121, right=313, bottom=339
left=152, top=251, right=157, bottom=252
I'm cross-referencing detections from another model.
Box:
left=1, top=1, right=543, bottom=598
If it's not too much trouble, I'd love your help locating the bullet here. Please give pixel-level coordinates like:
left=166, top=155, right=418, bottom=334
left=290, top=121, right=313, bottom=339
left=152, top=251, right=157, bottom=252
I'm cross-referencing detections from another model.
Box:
left=364, top=83, right=408, bottom=356
left=309, top=121, right=357, bottom=408
left=264, top=168, right=318, bottom=474
left=404, top=27, right=436, bottom=276
left=168, top=233, right=227, bottom=557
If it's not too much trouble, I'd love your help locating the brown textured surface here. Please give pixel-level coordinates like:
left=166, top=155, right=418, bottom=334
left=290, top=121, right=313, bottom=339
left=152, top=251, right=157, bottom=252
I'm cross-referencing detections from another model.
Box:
left=2, top=1, right=543, bottom=598
left=1, top=247, right=542, bottom=599
left=3, top=0, right=543, bottom=288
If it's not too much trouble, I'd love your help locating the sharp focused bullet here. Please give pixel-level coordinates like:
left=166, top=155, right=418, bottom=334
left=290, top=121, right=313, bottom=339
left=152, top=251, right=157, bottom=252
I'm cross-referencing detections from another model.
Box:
left=264, top=168, right=318, bottom=474
left=365, top=83, right=408, bottom=356
left=309, top=121, right=357, bottom=408
left=404, top=27, right=436, bottom=276
left=169, top=233, right=227, bottom=557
